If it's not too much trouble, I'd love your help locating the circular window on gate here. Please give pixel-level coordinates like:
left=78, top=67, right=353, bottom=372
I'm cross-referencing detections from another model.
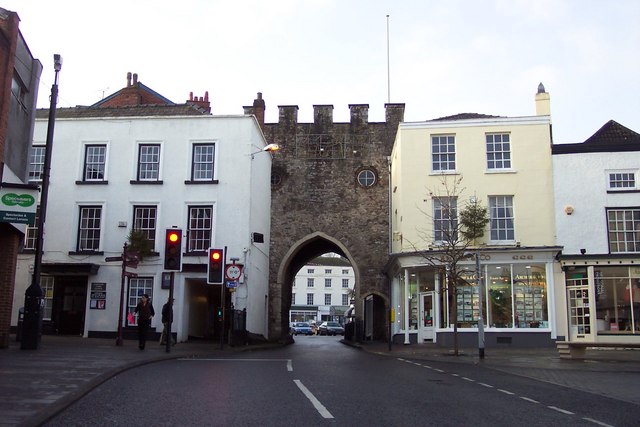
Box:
left=356, top=168, right=377, bottom=188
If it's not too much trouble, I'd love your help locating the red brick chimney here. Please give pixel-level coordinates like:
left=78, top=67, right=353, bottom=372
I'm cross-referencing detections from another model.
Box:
left=187, top=91, right=211, bottom=114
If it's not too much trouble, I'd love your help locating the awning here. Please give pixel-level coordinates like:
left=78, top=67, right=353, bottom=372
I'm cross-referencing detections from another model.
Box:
left=42, top=263, right=100, bottom=276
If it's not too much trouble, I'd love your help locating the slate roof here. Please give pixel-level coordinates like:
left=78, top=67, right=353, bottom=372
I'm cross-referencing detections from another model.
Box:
left=36, top=104, right=209, bottom=119
left=430, top=113, right=502, bottom=121
left=552, top=120, right=640, bottom=154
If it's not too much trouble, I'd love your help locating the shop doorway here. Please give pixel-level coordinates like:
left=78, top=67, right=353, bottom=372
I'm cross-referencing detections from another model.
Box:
left=54, top=276, right=87, bottom=335
left=567, top=278, right=593, bottom=341
left=419, top=292, right=435, bottom=342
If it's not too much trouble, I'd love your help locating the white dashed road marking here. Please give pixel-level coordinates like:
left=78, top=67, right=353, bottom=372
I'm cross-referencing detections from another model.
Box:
left=294, top=379, right=334, bottom=419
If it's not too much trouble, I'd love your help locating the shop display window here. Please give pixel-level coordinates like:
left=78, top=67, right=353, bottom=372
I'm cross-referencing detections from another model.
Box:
left=513, top=264, right=547, bottom=328
left=595, top=266, right=640, bottom=334
left=487, top=264, right=513, bottom=328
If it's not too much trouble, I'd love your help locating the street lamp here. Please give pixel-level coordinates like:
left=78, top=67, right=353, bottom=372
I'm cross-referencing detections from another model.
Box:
left=250, top=143, right=279, bottom=159
left=21, top=54, right=62, bottom=350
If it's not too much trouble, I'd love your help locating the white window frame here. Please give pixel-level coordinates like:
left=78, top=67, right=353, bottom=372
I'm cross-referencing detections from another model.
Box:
left=133, top=205, right=158, bottom=250
left=187, top=205, right=213, bottom=252
left=342, top=278, right=349, bottom=288
left=486, top=133, right=512, bottom=170
left=325, top=278, right=332, bottom=288
left=77, top=205, right=103, bottom=251
left=606, top=170, right=638, bottom=191
left=191, top=142, right=216, bottom=181
left=82, top=143, right=108, bottom=182
left=307, top=293, right=314, bottom=305
left=136, top=143, right=161, bottom=181
left=28, top=145, right=45, bottom=183
left=127, top=277, right=154, bottom=326
left=431, top=135, right=456, bottom=173
left=307, top=278, right=314, bottom=288
left=41, top=276, right=54, bottom=320
left=489, top=195, right=515, bottom=243
left=24, top=205, right=40, bottom=250
left=607, top=208, right=640, bottom=253
left=325, top=293, right=332, bottom=305
left=342, top=294, right=349, bottom=306
left=433, top=197, right=458, bottom=242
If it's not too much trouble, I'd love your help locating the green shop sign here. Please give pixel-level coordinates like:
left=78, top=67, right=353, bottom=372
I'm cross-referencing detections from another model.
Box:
left=0, top=186, right=39, bottom=225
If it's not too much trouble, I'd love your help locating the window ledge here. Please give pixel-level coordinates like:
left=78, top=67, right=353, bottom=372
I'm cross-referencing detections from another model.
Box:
left=607, top=189, right=640, bottom=194
left=185, top=251, right=207, bottom=257
left=76, top=180, right=108, bottom=185
left=184, top=180, right=219, bottom=185
left=130, top=180, right=163, bottom=185
left=485, top=169, right=516, bottom=174
left=429, top=171, right=459, bottom=176
left=68, top=250, right=104, bottom=255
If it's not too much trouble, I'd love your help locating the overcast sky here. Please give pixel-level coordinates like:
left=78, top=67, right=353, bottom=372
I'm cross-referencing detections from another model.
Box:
left=5, top=0, right=639, bottom=143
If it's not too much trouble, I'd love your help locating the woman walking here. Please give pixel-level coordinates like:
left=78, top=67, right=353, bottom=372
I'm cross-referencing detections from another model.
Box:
left=134, top=294, right=155, bottom=350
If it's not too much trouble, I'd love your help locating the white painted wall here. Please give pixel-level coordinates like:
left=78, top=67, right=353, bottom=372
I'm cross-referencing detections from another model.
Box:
left=553, top=151, right=640, bottom=255
left=13, top=114, right=271, bottom=340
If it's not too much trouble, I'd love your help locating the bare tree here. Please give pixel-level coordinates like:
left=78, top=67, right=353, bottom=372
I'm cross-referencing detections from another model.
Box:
left=407, top=175, right=489, bottom=356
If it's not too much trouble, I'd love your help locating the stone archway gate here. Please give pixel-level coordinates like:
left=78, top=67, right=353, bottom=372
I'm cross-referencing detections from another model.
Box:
left=244, top=95, right=405, bottom=341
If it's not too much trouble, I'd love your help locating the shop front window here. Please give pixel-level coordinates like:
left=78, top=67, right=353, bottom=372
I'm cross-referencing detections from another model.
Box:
left=595, top=266, right=640, bottom=334
left=456, top=279, right=480, bottom=327
left=513, top=264, right=547, bottom=328
left=487, top=264, right=513, bottom=328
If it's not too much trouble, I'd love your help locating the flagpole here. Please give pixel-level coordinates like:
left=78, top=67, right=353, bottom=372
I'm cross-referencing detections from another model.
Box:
left=386, top=14, right=391, bottom=104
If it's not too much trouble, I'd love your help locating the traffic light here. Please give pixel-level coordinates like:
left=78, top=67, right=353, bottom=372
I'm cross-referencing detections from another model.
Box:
left=164, top=229, right=182, bottom=270
left=208, top=248, right=224, bottom=284
left=216, top=306, right=223, bottom=320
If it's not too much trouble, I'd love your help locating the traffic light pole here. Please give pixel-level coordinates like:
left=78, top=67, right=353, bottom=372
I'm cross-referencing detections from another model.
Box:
left=165, top=272, right=174, bottom=353
left=220, top=246, right=227, bottom=350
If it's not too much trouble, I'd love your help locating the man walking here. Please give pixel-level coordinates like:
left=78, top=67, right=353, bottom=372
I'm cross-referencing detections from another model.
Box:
left=160, top=298, right=176, bottom=346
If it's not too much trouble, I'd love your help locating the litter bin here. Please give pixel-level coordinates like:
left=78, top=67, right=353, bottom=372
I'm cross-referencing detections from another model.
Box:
left=16, top=307, right=24, bottom=342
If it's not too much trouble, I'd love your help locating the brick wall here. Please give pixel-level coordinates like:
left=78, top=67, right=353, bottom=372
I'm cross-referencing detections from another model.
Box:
left=0, top=223, right=20, bottom=347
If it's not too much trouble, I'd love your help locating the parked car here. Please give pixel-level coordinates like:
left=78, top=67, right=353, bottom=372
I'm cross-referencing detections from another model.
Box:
left=290, top=322, right=313, bottom=336
left=318, top=321, right=345, bottom=336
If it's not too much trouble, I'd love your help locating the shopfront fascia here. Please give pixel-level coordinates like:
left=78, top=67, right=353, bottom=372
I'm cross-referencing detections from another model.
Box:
left=388, top=248, right=562, bottom=347
left=560, top=255, right=640, bottom=344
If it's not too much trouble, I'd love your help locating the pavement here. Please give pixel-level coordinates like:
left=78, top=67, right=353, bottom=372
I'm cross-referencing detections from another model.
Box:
left=1, top=336, right=639, bottom=427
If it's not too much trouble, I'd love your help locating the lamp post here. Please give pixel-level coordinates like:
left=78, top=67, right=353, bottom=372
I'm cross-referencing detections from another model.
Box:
left=21, top=54, right=62, bottom=350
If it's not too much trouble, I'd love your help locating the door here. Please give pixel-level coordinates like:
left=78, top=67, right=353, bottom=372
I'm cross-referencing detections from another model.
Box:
left=419, top=292, right=435, bottom=342
left=55, top=277, right=87, bottom=335
left=566, top=278, right=593, bottom=341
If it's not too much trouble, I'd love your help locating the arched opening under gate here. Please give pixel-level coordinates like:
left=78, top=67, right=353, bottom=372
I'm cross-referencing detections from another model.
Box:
left=272, top=232, right=389, bottom=343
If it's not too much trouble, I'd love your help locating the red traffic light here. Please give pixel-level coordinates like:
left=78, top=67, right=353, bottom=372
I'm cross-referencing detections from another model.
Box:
left=164, top=229, right=182, bottom=271
left=208, top=248, right=224, bottom=284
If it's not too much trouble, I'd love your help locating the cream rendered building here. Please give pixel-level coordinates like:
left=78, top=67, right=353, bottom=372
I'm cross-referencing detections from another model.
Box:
left=386, top=85, right=562, bottom=347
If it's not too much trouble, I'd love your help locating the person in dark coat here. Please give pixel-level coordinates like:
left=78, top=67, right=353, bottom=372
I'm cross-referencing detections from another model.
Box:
left=134, top=294, right=155, bottom=350
left=160, top=298, right=176, bottom=346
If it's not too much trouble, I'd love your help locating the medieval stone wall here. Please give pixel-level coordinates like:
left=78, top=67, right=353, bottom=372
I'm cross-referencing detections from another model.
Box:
left=246, top=95, right=404, bottom=340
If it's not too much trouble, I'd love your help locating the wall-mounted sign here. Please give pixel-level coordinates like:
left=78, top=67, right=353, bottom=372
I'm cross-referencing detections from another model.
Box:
left=90, top=283, right=106, bottom=310
left=0, top=183, right=39, bottom=225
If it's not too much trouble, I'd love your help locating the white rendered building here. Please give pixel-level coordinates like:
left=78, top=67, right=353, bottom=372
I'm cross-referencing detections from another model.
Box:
left=13, top=76, right=272, bottom=342
left=289, top=255, right=355, bottom=325
left=553, top=120, right=640, bottom=344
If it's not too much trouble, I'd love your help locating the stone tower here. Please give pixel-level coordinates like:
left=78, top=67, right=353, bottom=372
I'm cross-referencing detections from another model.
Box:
left=245, top=94, right=405, bottom=341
